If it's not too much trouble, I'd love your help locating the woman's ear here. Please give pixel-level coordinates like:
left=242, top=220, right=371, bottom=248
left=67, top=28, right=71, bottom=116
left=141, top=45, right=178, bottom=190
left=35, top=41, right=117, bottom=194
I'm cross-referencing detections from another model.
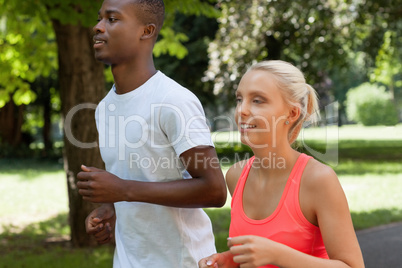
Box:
left=287, top=105, right=301, bottom=125
left=141, top=24, right=156, bottom=40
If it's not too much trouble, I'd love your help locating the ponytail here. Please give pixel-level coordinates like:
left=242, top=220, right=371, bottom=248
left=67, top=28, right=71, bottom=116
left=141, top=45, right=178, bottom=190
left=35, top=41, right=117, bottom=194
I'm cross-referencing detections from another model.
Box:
left=305, top=84, right=320, bottom=126
left=288, top=84, right=320, bottom=144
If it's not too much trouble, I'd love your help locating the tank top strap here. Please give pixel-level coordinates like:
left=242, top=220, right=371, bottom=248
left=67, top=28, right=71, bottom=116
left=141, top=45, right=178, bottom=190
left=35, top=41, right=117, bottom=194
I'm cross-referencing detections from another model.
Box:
left=231, top=156, right=255, bottom=208
left=290, top=153, right=313, bottom=185
left=285, top=153, right=314, bottom=225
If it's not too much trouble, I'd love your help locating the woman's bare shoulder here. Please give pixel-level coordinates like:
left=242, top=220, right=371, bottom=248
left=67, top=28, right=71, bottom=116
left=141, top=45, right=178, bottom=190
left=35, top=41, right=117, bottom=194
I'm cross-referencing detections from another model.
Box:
left=302, top=157, right=343, bottom=200
left=225, top=159, right=249, bottom=195
left=304, top=158, right=338, bottom=184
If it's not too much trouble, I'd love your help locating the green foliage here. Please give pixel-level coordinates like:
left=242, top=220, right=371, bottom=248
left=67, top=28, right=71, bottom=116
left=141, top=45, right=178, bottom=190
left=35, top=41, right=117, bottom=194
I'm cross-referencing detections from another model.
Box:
left=154, top=8, right=219, bottom=112
left=43, top=0, right=100, bottom=27
left=0, top=0, right=220, bottom=152
left=353, top=0, right=402, bottom=66
left=154, top=28, right=190, bottom=59
left=163, top=0, right=220, bottom=25
left=369, top=30, right=402, bottom=108
left=154, top=0, right=220, bottom=60
left=352, top=0, right=402, bottom=113
left=370, top=31, right=402, bottom=87
left=204, top=0, right=402, bottom=120
left=0, top=1, right=57, bottom=108
left=0, top=0, right=220, bottom=109
left=206, top=0, right=354, bottom=106
left=345, top=83, right=399, bottom=126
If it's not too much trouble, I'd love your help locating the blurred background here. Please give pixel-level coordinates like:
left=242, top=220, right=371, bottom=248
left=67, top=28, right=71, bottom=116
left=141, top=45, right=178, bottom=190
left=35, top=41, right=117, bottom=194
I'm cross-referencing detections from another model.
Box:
left=0, top=0, right=401, bottom=267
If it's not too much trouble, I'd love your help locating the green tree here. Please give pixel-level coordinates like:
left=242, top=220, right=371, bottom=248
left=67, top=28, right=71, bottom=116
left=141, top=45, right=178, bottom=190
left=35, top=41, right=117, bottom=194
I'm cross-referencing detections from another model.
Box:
left=154, top=9, right=220, bottom=123
left=353, top=0, right=402, bottom=67
left=348, top=0, right=402, bottom=118
left=205, top=0, right=402, bottom=125
left=370, top=31, right=401, bottom=116
left=0, top=1, right=57, bottom=147
left=205, top=0, right=353, bottom=110
left=0, top=0, right=220, bottom=247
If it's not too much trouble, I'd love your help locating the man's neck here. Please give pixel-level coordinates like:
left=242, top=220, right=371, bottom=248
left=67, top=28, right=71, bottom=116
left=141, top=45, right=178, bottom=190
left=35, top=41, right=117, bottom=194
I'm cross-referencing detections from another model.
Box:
left=111, top=61, right=157, bottom=95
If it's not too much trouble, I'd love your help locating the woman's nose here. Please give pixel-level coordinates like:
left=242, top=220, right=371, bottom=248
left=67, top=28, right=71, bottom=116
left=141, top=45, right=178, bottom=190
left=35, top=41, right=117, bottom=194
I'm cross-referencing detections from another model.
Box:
left=238, top=101, right=250, bottom=117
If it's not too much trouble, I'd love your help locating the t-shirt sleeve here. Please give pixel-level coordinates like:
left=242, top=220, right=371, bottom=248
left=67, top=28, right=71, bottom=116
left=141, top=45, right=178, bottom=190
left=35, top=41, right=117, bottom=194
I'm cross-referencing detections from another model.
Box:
left=159, top=91, right=214, bottom=156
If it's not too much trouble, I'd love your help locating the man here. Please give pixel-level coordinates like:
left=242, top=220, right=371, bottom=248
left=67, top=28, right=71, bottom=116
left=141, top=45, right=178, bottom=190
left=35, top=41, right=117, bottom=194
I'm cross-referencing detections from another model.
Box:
left=76, top=0, right=227, bottom=267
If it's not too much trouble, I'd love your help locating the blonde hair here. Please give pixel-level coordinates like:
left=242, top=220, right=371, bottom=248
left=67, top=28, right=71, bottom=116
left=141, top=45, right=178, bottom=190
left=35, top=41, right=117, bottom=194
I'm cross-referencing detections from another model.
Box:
left=249, top=60, right=320, bottom=144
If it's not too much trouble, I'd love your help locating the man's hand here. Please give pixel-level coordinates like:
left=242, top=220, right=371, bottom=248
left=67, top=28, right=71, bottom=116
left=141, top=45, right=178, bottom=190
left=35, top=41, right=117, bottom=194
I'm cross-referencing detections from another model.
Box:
left=77, top=165, right=126, bottom=203
left=86, top=204, right=116, bottom=244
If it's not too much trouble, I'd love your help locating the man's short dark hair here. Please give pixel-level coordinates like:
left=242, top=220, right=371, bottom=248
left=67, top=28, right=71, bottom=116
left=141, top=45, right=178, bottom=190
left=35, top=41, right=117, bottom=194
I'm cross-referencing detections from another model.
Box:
left=133, top=0, right=165, bottom=35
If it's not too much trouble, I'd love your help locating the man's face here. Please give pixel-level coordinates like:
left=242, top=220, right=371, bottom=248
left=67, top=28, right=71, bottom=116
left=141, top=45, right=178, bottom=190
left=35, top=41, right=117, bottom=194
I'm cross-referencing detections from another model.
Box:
left=93, top=0, right=145, bottom=65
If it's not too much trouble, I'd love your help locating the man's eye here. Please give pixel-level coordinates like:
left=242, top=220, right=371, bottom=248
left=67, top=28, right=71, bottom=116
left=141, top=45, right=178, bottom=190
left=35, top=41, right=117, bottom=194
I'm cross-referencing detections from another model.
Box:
left=236, top=98, right=242, bottom=103
left=109, top=18, right=117, bottom=23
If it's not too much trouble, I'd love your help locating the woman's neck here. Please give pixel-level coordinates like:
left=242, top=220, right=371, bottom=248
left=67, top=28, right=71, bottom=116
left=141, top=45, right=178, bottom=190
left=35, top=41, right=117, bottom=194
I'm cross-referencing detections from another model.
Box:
left=250, top=142, right=300, bottom=178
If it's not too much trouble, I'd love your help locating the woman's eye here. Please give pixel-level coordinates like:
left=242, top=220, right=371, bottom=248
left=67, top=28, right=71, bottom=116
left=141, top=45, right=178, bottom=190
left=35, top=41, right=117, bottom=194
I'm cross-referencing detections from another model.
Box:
left=253, top=99, right=262, bottom=104
left=109, top=18, right=117, bottom=23
left=235, top=98, right=242, bottom=103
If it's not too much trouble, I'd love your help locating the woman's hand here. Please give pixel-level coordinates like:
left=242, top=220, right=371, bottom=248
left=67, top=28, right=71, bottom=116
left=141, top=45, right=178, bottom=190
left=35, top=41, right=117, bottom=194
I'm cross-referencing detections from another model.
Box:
left=228, top=236, right=278, bottom=267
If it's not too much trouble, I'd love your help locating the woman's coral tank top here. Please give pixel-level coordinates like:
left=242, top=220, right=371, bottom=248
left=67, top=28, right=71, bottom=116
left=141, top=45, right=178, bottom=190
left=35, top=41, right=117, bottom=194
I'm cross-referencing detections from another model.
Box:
left=229, top=153, right=329, bottom=267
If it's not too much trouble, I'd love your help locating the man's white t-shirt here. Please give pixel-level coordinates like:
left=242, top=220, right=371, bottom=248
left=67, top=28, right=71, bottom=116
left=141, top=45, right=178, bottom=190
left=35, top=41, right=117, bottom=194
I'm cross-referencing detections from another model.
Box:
left=95, top=71, right=216, bottom=267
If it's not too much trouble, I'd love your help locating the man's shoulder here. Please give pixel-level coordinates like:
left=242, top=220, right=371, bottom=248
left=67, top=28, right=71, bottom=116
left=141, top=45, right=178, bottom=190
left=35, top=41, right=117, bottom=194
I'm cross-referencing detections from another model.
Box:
left=156, top=72, right=199, bottom=103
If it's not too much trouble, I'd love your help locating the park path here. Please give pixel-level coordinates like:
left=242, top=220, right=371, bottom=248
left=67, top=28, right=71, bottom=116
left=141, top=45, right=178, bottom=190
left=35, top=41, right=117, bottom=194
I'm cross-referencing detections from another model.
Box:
left=357, top=221, right=402, bottom=268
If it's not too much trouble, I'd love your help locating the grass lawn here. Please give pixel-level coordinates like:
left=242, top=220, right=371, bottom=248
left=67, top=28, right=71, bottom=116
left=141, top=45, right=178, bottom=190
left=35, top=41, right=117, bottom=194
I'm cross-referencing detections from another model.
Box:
left=0, top=159, right=114, bottom=268
left=0, top=124, right=401, bottom=265
left=0, top=159, right=68, bottom=230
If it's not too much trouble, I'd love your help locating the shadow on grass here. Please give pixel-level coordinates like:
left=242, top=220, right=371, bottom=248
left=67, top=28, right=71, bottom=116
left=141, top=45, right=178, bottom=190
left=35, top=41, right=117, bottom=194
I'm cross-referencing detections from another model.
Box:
left=352, top=208, right=402, bottom=231
left=0, top=213, right=70, bottom=254
left=333, top=160, right=402, bottom=175
left=0, top=213, right=114, bottom=268
left=0, top=158, right=64, bottom=180
left=298, top=139, right=402, bottom=161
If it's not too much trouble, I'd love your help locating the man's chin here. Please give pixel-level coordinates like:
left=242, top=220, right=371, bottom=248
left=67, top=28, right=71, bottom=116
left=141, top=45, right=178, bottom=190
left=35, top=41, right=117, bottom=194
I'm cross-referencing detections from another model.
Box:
left=94, top=54, right=112, bottom=65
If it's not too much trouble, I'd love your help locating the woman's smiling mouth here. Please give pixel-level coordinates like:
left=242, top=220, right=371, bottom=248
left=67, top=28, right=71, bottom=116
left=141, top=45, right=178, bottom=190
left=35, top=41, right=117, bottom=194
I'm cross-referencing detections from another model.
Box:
left=240, top=123, right=257, bottom=129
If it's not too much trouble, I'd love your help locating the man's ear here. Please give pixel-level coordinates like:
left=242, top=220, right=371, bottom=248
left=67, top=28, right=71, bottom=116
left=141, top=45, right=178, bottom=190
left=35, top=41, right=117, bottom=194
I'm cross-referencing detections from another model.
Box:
left=141, top=24, right=156, bottom=40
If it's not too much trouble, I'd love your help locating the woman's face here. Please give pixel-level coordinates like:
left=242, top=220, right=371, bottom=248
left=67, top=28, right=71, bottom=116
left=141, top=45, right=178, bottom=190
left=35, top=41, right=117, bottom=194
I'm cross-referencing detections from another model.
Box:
left=235, top=70, right=290, bottom=149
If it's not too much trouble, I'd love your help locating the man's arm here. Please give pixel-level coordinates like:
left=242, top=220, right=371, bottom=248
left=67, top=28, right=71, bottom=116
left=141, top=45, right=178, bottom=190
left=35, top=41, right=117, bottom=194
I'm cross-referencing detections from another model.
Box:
left=77, top=145, right=227, bottom=208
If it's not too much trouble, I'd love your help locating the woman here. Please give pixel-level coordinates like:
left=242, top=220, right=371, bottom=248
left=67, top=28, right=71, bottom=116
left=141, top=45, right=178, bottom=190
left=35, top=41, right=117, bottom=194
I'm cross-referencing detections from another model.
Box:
left=199, top=60, right=364, bottom=268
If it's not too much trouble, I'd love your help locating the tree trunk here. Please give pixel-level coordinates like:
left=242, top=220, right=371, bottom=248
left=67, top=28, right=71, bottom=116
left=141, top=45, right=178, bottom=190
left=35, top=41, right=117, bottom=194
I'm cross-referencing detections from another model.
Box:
left=0, top=100, right=24, bottom=147
left=42, top=89, right=52, bottom=156
left=51, top=20, right=106, bottom=247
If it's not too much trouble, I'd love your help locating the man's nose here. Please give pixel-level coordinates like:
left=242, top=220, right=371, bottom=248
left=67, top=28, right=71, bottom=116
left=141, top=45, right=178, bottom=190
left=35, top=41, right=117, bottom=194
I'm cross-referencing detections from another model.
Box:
left=93, top=19, right=105, bottom=34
